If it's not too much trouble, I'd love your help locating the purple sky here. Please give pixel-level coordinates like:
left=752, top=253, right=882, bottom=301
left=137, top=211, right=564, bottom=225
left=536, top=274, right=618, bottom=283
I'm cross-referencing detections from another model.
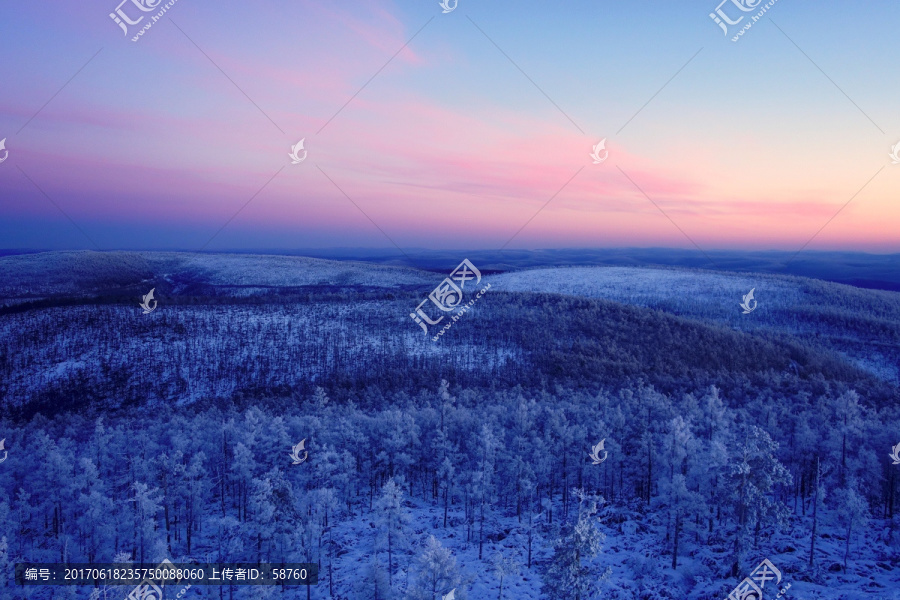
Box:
left=1, top=0, right=898, bottom=252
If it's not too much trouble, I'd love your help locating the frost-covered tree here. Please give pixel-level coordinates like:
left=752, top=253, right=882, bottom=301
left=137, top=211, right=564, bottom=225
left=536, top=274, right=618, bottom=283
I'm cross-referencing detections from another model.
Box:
left=407, top=535, right=462, bottom=600
left=210, top=514, right=244, bottom=562
left=375, top=477, right=410, bottom=588
left=656, top=416, right=701, bottom=569
left=232, top=442, right=256, bottom=521
left=0, top=536, right=12, bottom=600
left=378, top=411, right=421, bottom=479
left=540, top=489, right=607, bottom=600
left=808, top=455, right=825, bottom=567
left=437, top=455, right=455, bottom=529
left=724, top=426, right=791, bottom=575
left=475, top=423, right=499, bottom=559
left=75, top=458, right=114, bottom=563
left=247, top=476, right=276, bottom=561
left=430, top=424, right=457, bottom=526
left=833, top=478, right=870, bottom=572
left=313, top=386, right=331, bottom=411
left=437, top=379, right=455, bottom=432
left=823, top=391, right=865, bottom=486
left=352, top=556, right=390, bottom=600
left=127, top=482, right=164, bottom=562
left=490, top=548, right=520, bottom=600
left=2, top=375, right=898, bottom=596
left=663, top=473, right=699, bottom=569
left=183, top=451, right=209, bottom=555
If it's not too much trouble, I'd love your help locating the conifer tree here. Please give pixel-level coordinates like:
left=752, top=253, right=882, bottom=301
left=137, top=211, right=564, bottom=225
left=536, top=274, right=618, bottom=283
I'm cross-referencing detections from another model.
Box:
left=375, top=477, right=410, bottom=589
left=540, top=489, right=607, bottom=600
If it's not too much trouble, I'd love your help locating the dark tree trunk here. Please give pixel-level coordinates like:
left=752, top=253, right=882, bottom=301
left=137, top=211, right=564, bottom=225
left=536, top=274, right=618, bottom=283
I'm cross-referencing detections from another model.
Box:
left=809, top=456, right=819, bottom=567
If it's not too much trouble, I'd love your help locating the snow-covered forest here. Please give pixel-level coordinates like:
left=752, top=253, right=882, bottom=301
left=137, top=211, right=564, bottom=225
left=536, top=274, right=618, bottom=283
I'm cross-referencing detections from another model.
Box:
left=0, top=252, right=899, bottom=599
left=1, top=382, right=898, bottom=599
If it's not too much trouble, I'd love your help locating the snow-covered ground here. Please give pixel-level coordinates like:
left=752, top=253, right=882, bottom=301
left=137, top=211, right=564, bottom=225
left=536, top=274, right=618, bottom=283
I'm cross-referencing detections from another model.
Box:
left=291, top=490, right=900, bottom=599
left=2, top=254, right=899, bottom=600
left=486, top=266, right=900, bottom=384
left=487, top=266, right=819, bottom=326
left=0, top=251, right=433, bottom=301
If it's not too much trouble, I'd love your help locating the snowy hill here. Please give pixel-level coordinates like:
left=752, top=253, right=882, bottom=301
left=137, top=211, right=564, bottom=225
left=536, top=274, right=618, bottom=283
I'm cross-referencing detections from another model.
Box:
left=486, top=266, right=900, bottom=385
left=1, top=253, right=894, bottom=413
left=0, top=252, right=898, bottom=600
left=0, top=250, right=433, bottom=303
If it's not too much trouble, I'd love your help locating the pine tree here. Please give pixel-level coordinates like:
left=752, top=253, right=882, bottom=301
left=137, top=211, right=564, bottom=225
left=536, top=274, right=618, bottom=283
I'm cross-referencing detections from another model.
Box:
left=248, top=476, right=276, bottom=561
left=183, top=451, right=209, bottom=555
left=490, top=549, right=520, bottom=600
left=0, top=536, right=12, bottom=600
left=475, top=423, right=499, bottom=560
left=540, top=489, right=607, bottom=600
left=351, top=556, right=390, bottom=600
left=808, top=455, right=824, bottom=567
left=725, top=426, right=791, bottom=575
left=657, top=416, right=701, bottom=569
left=833, top=478, right=870, bottom=573
left=408, top=535, right=462, bottom=600
left=73, top=457, right=114, bottom=563
left=664, top=474, right=698, bottom=570
left=232, top=442, right=256, bottom=521
left=313, top=386, right=331, bottom=411
left=127, top=482, right=164, bottom=563
left=437, top=379, right=455, bottom=432
left=438, top=456, right=455, bottom=529
left=375, top=477, right=410, bottom=589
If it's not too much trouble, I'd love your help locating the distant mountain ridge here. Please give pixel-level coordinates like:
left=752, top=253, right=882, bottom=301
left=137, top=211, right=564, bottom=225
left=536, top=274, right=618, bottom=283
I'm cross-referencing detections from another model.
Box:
left=0, top=250, right=431, bottom=305
left=233, top=247, right=900, bottom=292
left=489, top=265, right=900, bottom=386
left=3, top=247, right=900, bottom=290
left=0, top=251, right=896, bottom=416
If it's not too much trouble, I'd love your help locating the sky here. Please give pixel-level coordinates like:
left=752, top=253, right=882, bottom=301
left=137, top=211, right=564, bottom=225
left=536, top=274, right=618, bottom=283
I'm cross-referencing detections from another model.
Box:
left=0, top=0, right=898, bottom=253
